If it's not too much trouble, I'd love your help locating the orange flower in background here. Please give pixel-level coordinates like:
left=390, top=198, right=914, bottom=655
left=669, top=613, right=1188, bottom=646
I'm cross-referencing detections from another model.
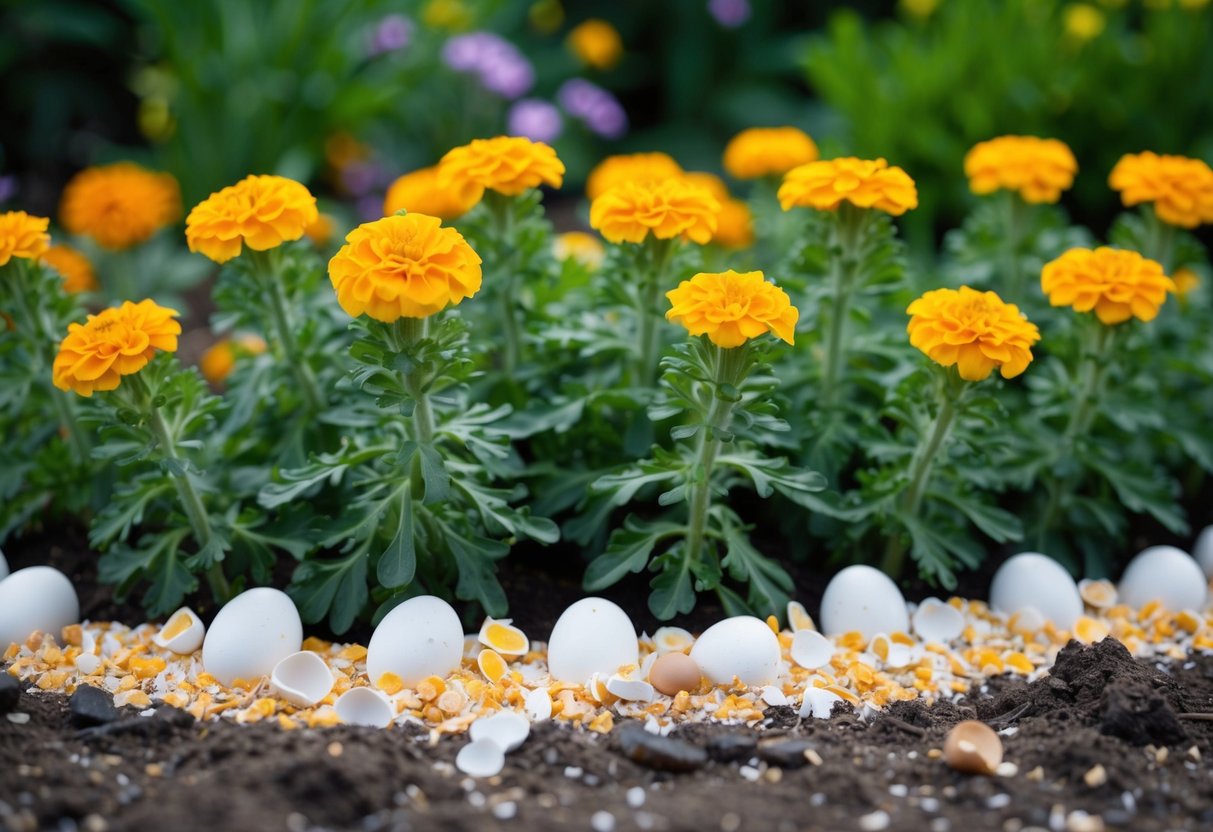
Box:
left=567, top=19, right=623, bottom=70
left=723, top=127, right=819, bottom=180
left=328, top=213, right=482, bottom=321
left=0, top=211, right=51, bottom=266
left=590, top=178, right=720, bottom=245
left=304, top=214, right=337, bottom=248
left=200, top=334, right=267, bottom=387
left=438, top=136, right=565, bottom=198
left=40, top=245, right=98, bottom=294
left=779, top=157, right=918, bottom=216
left=60, top=163, right=181, bottom=250
left=586, top=152, right=683, bottom=199
left=553, top=231, right=605, bottom=270
left=684, top=173, right=754, bottom=249
left=186, top=175, right=319, bottom=264
left=907, top=287, right=1040, bottom=382
left=52, top=299, right=181, bottom=397
left=666, top=270, right=798, bottom=349
left=384, top=166, right=482, bottom=220
left=964, top=136, right=1078, bottom=204
left=1172, top=266, right=1200, bottom=301
left=1108, top=152, right=1213, bottom=228
left=1041, top=247, right=1175, bottom=325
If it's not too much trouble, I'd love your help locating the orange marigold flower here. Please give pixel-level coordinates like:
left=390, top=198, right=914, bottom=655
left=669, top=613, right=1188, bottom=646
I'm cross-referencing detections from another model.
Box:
left=59, top=163, right=181, bottom=250
left=589, top=178, right=720, bottom=245
left=964, top=136, right=1078, bottom=204
left=779, top=157, right=918, bottom=216
left=907, top=287, right=1040, bottom=382
left=52, top=299, right=181, bottom=397
left=715, top=199, right=755, bottom=249
left=385, top=165, right=482, bottom=220
left=328, top=213, right=482, bottom=322
left=0, top=211, right=51, bottom=266
left=304, top=213, right=337, bottom=248
left=1041, top=247, right=1176, bottom=325
left=724, top=127, right=819, bottom=180
left=186, top=175, right=319, bottom=264
left=438, top=136, right=565, bottom=198
left=666, top=270, right=798, bottom=349
left=1173, top=266, right=1200, bottom=300
left=200, top=334, right=267, bottom=387
left=567, top=19, right=623, bottom=70
left=1108, top=151, right=1213, bottom=228
left=586, top=152, right=684, bottom=199
left=40, top=245, right=98, bottom=294
left=553, top=231, right=605, bottom=270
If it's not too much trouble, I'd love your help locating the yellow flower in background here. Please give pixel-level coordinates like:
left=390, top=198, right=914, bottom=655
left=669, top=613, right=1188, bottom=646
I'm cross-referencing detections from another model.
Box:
left=328, top=213, right=482, bottom=322
left=907, top=287, right=1040, bottom=382
left=1108, top=151, right=1213, bottom=228
left=40, top=245, right=98, bottom=294
left=683, top=173, right=754, bottom=249
left=304, top=214, right=337, bottom=248
left=385, top=166, right=482, bottom=220
left=666, top=270, right=798, bottom=349
left=567, top=19, right=623, bottom=70
left=186, top=175, right=319, bottom=264
left=723, top=127, right=819, bottom=180
left=900, top=0, right=941, bottom=17
left=60, top=163, right=181, bottom=250
left=590, top=178, right=720, bottom=245
left=52, top=299, right=181, bottom=397
left=779, top=158, right=918, bottom=216
left=553, top=231, right=605, bottom=270
left=586, top=152, right=684, bottom=199
left=0, top=211, right=51, bottom=266
left=965, top=136, right=1078, bottom=204
left=438, top=136, right=565, bottom=198
left=1041, top=247, right=1175, bottom=324
left=423, top=0, right=473, bottom=30
left=200, top=334, right=267, bottom=387
left=1172, top=266, right=1200, bottom=300
left=1063, top=4, right=1106, bottom=41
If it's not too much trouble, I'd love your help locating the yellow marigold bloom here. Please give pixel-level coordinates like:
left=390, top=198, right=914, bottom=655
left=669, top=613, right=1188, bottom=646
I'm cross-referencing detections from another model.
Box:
left=964, top=136, right=1078, bottom=204
left=40, top=245, right=98, bottom=294
left=1064, top=3, right=1106, bottom=41
left=666, top=270, right=798, bottom=349
left=553, top=231, right=605, bottom=270
left=567, top=19, right=623, bottom=70
left=52, top=299, right=181, bottom=397
left=723, top=127, right=819, bottom=180
left=714, top=199, right=755, bottom=249
left=304, top=213, right=337, bottom=248
left=384, top=166, right=482, bottom=220
left=200, top=334, right=267, bottom=387
left=1173, top=266, right=1200, bottom=300
left=438, top=136, right=565, bottom=199
left=0, top=211, right=51, bottom=266
left=586, top=152, right=684, bottom=200
left=1108, top=152, right=1213, bottom=229
left=59, top=163, right=180, bottom=250
left=907, top=287, right=1040, bottom=382
left=423, top=0, right=472, bottom=29
left=186, top=175, right=319, bottom=264
left=328, top=213, right=482, bottom=322
left=1041, top=247, right=1176, bottom=325
left=590, top=178, right=720, bottom=245
left=779, top=158, right=918, bottom=216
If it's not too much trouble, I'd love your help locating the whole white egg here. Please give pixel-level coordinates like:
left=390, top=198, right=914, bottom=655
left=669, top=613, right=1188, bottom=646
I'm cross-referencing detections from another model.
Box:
left=1194, top=526, right=1213, bottom=580
left=819, top=565, right=910, bottom=638
left=0, top=550, right=9, bottom=581
left=0, top=566, right=78, bottom=649
left=1119, top=545, right=1207, bottom=611
left=989, top=553, right=1082, bottom=630
left=547, top=597, right=638, bottom=684
left=201, top=587, right=302, bottom=686
left=366, top=595, right=463, bottom=687
left=690, top=616, right=781, bottom=685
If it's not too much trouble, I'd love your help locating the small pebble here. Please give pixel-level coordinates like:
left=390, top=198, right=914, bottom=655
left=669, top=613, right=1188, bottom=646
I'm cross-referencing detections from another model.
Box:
left=7, top=712, right=31, bottom=724
left=0, top=674, right=20, bottom=713
left=757, top=739, right=816, bottom=769
left=626, top=787, right=646, bottom=808
left=1083, top=765, right=1107, bottom=788
left=705, top=733, right=757, bottom=762
left=858, top=810, right=890, bottom=831
left=590, top=811, right=615, bottom=832
left=492, top=801, right=516, bottom=820
left=988, top=794, right=1012, bottom=809
left=889, top=784, right=909, bottom=798
left=720, top=813, right=741, bottom=832
left=69, top=685, right=120, bottom=727
left=617, top=725, right=707, bottom=773
left=738, top=765, right=761, bottom=782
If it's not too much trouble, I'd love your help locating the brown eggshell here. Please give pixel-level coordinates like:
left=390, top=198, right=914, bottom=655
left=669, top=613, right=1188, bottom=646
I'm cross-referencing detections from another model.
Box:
left=943, top=720, right=1003, bottom=775
left=649, top=652, right=702, bottom=696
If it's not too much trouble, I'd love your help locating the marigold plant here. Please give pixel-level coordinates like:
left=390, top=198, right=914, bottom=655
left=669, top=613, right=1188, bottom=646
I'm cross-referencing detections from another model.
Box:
left=723, top=127, right=819, bottom=180
left=589, top=178, right=720, bottom=245
left=779, top=157, right=918, bottom=216
left=666, top=270, right=797, bottom=349
left=52, top=300, right=181, bottom=397
left=59, top=163, right=182, bottom=250
left=1108, top=151, right=1213, bottom=229
left=0, top=211, right=51, bottom=265
left=553, top=231, right=605, bottom=270
left=185, top=175, right=319, bottom=264
left=585, top=152, right=683, bottom=199
left=384, top=166, right=481, bottom=220
left=438, top=136, right=565, bottom=198
left=566, top=19, right=623, bottom=70
left=200, top=334, right=267, bottom=387
left=39, top=245, right=98, bottom=294
left=907, top=286, right=1040, bottom=381
left=1041, top=247, right=1175, bottom=324
left=964, top=135, right=1078, bottom=204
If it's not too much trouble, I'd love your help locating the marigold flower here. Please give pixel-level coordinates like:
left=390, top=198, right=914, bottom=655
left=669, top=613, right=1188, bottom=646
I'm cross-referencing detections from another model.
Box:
left=723, top=127, right=819, bottom=180
left=964, top=136, right=1078, bottom=204
left=59, top=163, right=181, bottom=250
left=684, top=173, right=754, bottom=249
left=40, top=245, right=98, bottom=294
left=52, top=299, right=181, bottom=397
left=438, top=136, right=564, bottom=198
left=907, top=287, right=1040, bottom=382
left=779, top=157, right=918, bottom=216
left=553, top=231, right=605, bottom=270
left=586, top=152, right=684, bottom=199
left=1041, top=247, right=1176, bottom=325
left=328, top=213, right=482, bottom=322
left=0, top=211, right=51, bottom=266
left=1063, top=3, right=1105, bottom=41
left=384, top=166, right=482, bottom=220
left=590, top=178, right=720, bottom=245
left=1108, top=151, right=1213, bottom=228
left=186, top=175, right=319, bottom=264
left=200, top=334, right=267, bottom=387
left=1173, top=266, right=1200, bottom=300
left=305, top=214, right=337, bottom=248
left=567, top=19, right=623, bottom=70
left=666, top=270, right=798, bottom=349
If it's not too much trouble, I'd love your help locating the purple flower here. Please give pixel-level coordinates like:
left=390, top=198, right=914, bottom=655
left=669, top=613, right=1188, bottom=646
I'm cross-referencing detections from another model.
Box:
left=356, top=195, right=386, bottom=223
left=442, top=32, right=534, bottom=99
left=0, top=176, right=16, bottom=204
left=368, top=14, right=413, bottom=56
left=708, top=0, right=751, bottom=28
left=507, top=99, right=564, bottom=143
left=341, top=161, right=381, bottom=197
left=557, top=79, right=628, bottom=140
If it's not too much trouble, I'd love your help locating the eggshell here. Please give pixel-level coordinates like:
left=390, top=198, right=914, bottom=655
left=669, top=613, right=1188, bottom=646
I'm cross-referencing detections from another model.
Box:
left=1195, top=526, right=1213, bottom=579
left=648, top=652, right=702, bottom=696
left=606, top=673, right=655, bottom=702
left=201, top=587, right=302, bottom=686
left=0, top=566, right=79, bottom=650
left=469, top=710, right=530, bottom=751
left=0, top=551, right=8, bottom=581
left=334, top=687, right=393, bottom=728
left=524, top=688, right=552, bottom=721
left=943, top=720, right=1003, bottom=775
left=911, top=598, right=965, bottom=643
left=989, top=553, right=1082, bottom=630
left=790, top=630, right=834, bottom=670
left=689, top=616, right=780, bottom=686
left=271, top=650, right=335, bottom=708
left=651, top=626, right=694, bottom=654
left=799, top=687, right=843, bottom=719
left=456, top=738, right=506, bottom=777
left=1119, top=546, right=1207, bottom=611
left=366, top=595, right=463, bottom=687
left=819, top=565, right=909, bottom=638
left=547, top=597, right=638, bottom=684
left=153, top=607, right=205, bottom=654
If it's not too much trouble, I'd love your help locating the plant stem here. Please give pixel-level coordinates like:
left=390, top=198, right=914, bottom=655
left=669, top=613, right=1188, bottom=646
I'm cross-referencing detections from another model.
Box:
left=1144, top=205, right=1177, bottom=273
left=1002, top=191, right=1028, bottom=302
left=250, top=250, right=325, bottom=412
left=684, top=345, right=744, bottom=569
left=636, top=238, right=677, bottom=386
left=487, top=193, right=523, bottom=373
left=820, top=204, right=867, bottom=407
left=395, top=317, right=434, bottom=445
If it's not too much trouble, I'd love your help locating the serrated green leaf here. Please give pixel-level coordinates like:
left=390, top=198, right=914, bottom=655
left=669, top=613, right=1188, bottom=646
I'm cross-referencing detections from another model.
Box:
left=585, top=517, right=684, bottom=591
left=376, top=482, right=416, bottom=589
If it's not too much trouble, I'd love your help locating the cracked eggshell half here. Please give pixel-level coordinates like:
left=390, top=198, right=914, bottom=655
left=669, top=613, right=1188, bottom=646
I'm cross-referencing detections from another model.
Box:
left=366, top=595, right=463, bottom=687
left=201, top=587, right=303, bottom=686
left=154, top=607, right=205, bottom=654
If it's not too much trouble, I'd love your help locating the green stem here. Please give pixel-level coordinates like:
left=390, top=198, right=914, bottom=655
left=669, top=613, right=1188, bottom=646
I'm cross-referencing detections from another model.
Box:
left=1002, top=191, right=1027, bottom=302
left=487, top=193, right=522, bottom=373
left=250, top=250, right=325, bottom=412
left=820, top=205, right=867, bottom=407
left=1145, top=205, right=1177, bottom=273
left=395, top=317, right=435, bottom=445
left=636, top=238, right=676, bottom=386
left=684, top=345, right=744, bottom=568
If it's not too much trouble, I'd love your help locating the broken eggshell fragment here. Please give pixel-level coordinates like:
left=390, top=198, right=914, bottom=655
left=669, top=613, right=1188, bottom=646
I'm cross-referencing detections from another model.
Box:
left=153, top=607, right=205, bottom=654
left=270, top=650, right=335, bottom=708
left=469, top=709, right=530, bottom=751
left=911, top=598, right=965, bottom=643
left=334, top=686, right=394, bottom=728
left=789, top=629, right=834, bottom=670
left=943, top=720, right=1003, bottom=775
left=456, top=738, right=506, bottom=777
left=799, top=687, right=844, bottom=719
left=651, top=626, right=694, bottom=654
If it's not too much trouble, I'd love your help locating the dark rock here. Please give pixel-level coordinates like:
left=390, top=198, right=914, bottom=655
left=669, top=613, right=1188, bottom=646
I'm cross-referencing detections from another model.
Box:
left=70, top=684, right=120, bottom=727
left=705, top=732, right=757, bottom=762
left=757, top=739, right=817, bottom=769
left=616, top=724, right=707, bottom=773
left=1099, top=681, right=1187, bottom=747
left=0, top=674, right=19, bottom=714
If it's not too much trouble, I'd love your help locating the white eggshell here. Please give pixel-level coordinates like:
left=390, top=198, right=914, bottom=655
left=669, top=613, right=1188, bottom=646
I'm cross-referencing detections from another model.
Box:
left=606, top=673, right=655, bottom=702
left=469, top=710, right=530, bottom=751
left=0, top=566, right=79, bottom=650
left=1194, top=526, right=1213, bottom=580
left=366, top=595, right=463, bottom=687
left=524, top=688, right=552, bottom=721
left=271, top=650, right=335, bottom=708
left=153, top=607, right=205, bottom=654
left=689, top=616, right=780, bottom=686
left=799, top=687, right=844, bottom=719
left=547, top=597, right=638, bottom=684
left=790, top=630, right=834, bottom=670
left=456, top=738, right=506, bottom=777
left=652, top=626, right=694, bottom=654
left=0, top=551, right=8, bottom=581
left=819, top=565, right=909, bottom=638
left=989, top=553, right=1082, bottom=631
left=760, top=686, right=789, bottom=706
left=1119, top=546, right=1207, bottom=611
left=334, top=687, right=394, bottom=728
left=201, top=587, right=302, bottom=686
left=912, top=598, right=965, bottom=643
